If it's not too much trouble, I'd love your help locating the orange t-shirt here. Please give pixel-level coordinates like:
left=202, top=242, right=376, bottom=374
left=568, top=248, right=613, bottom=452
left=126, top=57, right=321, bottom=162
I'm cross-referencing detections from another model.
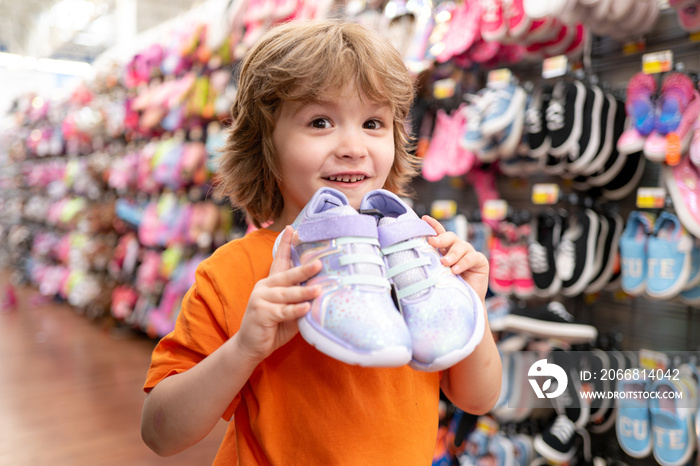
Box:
left=144, top=228, right=440, bottom=465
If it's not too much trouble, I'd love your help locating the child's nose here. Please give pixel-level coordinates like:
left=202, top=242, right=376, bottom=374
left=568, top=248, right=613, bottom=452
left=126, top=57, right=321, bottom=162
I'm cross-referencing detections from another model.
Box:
left=336, top=128, right=368, bottom=160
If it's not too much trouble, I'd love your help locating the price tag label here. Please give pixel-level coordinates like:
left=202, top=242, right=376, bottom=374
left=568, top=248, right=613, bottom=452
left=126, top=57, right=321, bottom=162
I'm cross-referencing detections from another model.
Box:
left=622, top=39, right=646, bottom=56
left=532, top=183, right=560, bottom=205
left=636, top=187, right=666, bottom=209
left=642, top=50, right=673, bottom=74
left=433, top=78, right=456, bottom=100
left=542, top=55, right=568, bottom=79
left=639, top=349, right=669, bottom=371
left=487, top=68, right=512, bottom=88
left=482, top=199, right=509, bottom=221
left=430, top=199, right=457, bottom=220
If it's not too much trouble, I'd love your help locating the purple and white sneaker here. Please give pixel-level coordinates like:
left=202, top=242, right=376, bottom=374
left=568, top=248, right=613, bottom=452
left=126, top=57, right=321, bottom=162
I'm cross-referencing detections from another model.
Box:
left=274, top=187, right=412, bottom=367
left=360, top=189, right=486, bottom=372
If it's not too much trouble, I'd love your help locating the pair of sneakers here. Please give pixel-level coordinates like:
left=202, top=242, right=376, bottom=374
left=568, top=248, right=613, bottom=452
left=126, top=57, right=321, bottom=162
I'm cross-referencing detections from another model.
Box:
left=619, top=211, right=696, bottom=299
left=274, top=187, right=485, bottom=372
left=619, top=72, right=700, bottom=163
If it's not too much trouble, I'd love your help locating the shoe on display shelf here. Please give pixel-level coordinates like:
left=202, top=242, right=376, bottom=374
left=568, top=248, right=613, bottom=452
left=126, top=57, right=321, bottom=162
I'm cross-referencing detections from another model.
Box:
left=569, top=85, right=607, bottom=175
left=489, top=231, right=514, bottom=295
left=524, top=83, right=553, bottom=160
left=273, top=187, right=412, bottom=367
left=601, top=151, right=646, bottom=201
left=585, top=212, right=624, bottom=294
left=616, top=375, right=653, bottom=459
left=500, top=301, right=598, bottom=344
left=548, top=80, right=586, bottom=158
left=646, top=211, right=693, bottom=300
left=649, top=374, right=697, bottom=466
left=557, top=208, right=600, bottom=297
left=360, top=189, right=486, bottom=372
left=480, top=83, right=528, bottom=140
left=533, top=414, right=578, bottom=464
left=480, top=0, right=507, bottom=42
left=528, top=210, right=563, bottom=298
left=619, top=211, right=656, bottom=296
left=678, top=0, right=700, bottom=32
left=656, top=72, right=697, bottom=135
left=664, top=155, right=700, bottom=238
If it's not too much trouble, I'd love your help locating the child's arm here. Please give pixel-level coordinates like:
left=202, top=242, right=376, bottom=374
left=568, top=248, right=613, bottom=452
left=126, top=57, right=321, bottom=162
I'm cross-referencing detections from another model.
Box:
left=141, top=227, right=322, bottom=456
left=423, top=216, right=502, bottom=415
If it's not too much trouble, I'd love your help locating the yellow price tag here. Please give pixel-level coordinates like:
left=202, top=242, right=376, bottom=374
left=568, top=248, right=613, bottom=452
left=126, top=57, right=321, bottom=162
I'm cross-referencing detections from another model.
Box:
left=482, top=199, right=508, bottom=221
left=636, top=187, right=666, bottom=209
left=487, top=68, right=512, bottom=88
left=542, top=55, right=568, bottom=79
left=639, top=349, right=669, bottom=371
left=532, top=183, right=560, bottom=205
left=433, top=78, right=456, bottom=100
left=430, top=200, right=457, bottom=220
left=642, top=50, right=673, bottom=74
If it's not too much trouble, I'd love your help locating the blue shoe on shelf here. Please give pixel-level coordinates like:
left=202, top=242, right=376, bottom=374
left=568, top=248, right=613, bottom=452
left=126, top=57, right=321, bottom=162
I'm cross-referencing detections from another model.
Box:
left=619, top=211, right=655, bottom=296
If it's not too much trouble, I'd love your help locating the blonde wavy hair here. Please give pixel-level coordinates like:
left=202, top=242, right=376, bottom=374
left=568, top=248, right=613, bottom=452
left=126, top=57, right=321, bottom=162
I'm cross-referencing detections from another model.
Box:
left=215, top=19, right=419, bottom=228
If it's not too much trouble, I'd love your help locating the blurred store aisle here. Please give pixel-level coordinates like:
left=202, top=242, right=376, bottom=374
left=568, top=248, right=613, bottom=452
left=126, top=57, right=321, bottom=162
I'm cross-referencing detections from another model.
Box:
left=0, top=271, right=227, bottom=465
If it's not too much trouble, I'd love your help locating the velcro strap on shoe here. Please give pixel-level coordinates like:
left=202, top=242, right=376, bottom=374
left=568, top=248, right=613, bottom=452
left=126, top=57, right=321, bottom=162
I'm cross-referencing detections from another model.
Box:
left=297, top=214, right=378, bottom=242
left=377, top=219, right=436, bottom=249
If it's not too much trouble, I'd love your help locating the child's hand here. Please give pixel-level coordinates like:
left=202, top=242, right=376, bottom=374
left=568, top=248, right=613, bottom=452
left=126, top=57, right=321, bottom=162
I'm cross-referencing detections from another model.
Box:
left=236, top=226, right=322, bottom=364
left=423, top=215, right=489, bottom=302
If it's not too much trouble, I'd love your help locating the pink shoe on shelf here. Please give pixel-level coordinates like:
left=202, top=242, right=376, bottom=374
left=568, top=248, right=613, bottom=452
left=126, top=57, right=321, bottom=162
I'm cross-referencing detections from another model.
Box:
left=678, top=0, right=700, bottom=32
left=542, top=24, right=577, bottom=58
left=523, top=16, right=557, bottom=43
left=563, top=23, right=587, bottom=59
left=656, top=72, right=695, bottom=135
left=511, top=224, right=535, bottom=299
left=664, top=155, right=700, bottom=238
left=422, top=109, right=453, bottom=182
left=446, top=110, right=476, bottom=177
left=468, top=38, right=501, bottom=63
left=626, top=71, right=658, bottom=137
left=618, top=126, right=647, bottom=154
left=643, top=131, right=668, bottom=163
left=481, top=0, right=507, bottom=42
left=489, top=234, right=514, bottom=295
left=689, top=120, right=700, bottom=166
left=506, top=0, right=532, bottom=39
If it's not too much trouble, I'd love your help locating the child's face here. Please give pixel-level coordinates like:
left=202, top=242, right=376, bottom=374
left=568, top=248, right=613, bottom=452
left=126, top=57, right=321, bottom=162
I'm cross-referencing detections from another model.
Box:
left=272, top=87, right=395, bottom=226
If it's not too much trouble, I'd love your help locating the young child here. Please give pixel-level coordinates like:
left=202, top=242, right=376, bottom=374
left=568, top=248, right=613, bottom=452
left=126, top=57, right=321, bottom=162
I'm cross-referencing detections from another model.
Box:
left=141, top=19, right=501, bottom=464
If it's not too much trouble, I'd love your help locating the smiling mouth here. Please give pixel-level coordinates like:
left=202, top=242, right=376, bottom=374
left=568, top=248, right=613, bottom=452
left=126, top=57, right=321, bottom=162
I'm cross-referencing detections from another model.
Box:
left=324, top=175, right=366, bottom=183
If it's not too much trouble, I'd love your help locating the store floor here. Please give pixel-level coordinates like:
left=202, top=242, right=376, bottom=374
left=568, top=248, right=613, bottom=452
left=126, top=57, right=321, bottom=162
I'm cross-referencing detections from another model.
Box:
left=0, top=271, right=227, bottom=465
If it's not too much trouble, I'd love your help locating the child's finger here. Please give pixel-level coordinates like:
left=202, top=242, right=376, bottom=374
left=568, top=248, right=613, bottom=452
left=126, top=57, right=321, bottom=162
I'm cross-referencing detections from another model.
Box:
left=266, top=284, right=321, bottom=305
left=268, top=259, right=322, bottom=287
left=270, top=226, right=294, bottom=274
left=422, top=215, right=446, bottom=235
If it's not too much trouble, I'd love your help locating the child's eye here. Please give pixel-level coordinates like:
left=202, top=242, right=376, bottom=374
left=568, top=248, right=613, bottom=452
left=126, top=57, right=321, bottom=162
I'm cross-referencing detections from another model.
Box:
left=310, top=118, right=331, bottom=129
left=363, top=119, right=384, bottom=130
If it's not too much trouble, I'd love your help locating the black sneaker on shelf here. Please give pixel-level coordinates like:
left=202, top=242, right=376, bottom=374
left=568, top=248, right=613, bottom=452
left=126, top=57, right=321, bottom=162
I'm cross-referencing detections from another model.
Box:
left=566, top=84, right=603, bottom=175
left=601, top=151, right=646, bottom=201
left=589, top=349, right=624, bottom=434
left=557, top=208, right=601, bottom=297
left=587, top=101, right=628, bottom=187
left=501, top=301, right=598, bottom=344
left=583, top=213, right=609, bottom=292
left=534, top=414, right=578, bottom=463
left=581, top=94, right=617, bottom=177
left=586, top=212, right=624, bottom=294
left=528, top=210, right=563, bottom=298
left=548, top=80, right=585, bottom=157
left=526, top=83, right=553, bottom=160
